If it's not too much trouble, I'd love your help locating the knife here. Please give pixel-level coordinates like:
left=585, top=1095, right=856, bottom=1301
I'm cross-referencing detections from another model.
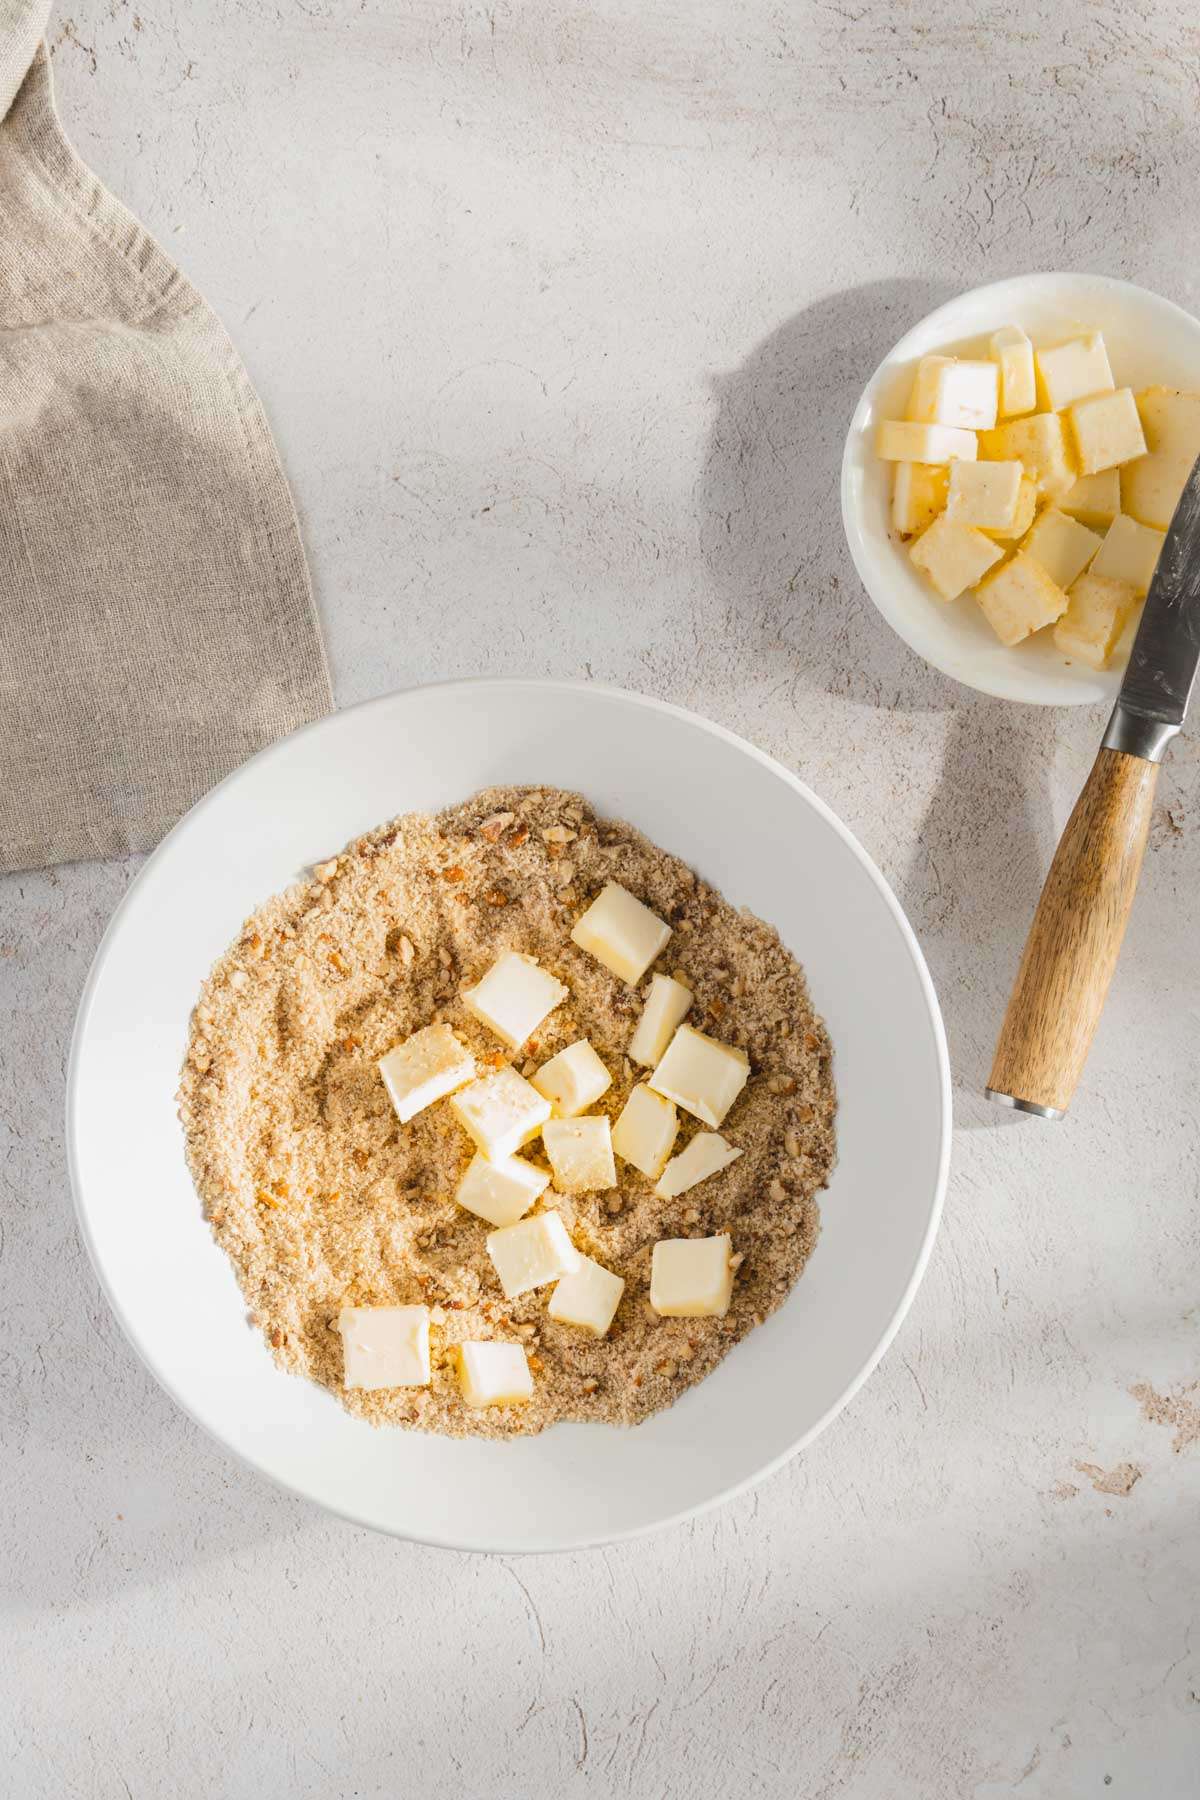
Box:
left=987, top=453, right=1200, bottom=1118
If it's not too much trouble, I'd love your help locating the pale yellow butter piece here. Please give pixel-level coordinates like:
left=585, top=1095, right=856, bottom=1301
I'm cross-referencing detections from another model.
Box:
left=983, top=475, right=1038, bottom=543
left=654, top=1131, right=743, bottom=1200
left=1122, top=387, right=1200, bottom=529
left=542, top=1116, right=617, bottom=1193
left=650, top=1234, right=736, bottom=1318
left=1019, top=506, right=1102, bottom=590
left=338, top=1305, right=430, bottom=1390
left=548, top=1255, right=625, bottom=1338
left=909, top=514, right=1003, bottom=602
left=1090, top=514, right=1165, bottom=595
left=1035, top=331, right=1114, bottom=412
left=629, top=973, right=693, bottom=1067
left=891, top=462, right=949, bottom=537
left=1059, top=468, right=1121, bottom=529
left=946, top=459, right=1023, bottom=530
left=455, top=1152, right=549, bottom=1228
left=975, top=552, right=1069, bottom=648
left=531, top=1039, right=611, bottom=1117
left=612, top=1083, right=679, bottom=1179
left=461, top=950, right=567, bottom=1050
left=457, top=1340, right=533, bottom=1408
left=648, top=1024, right=749, bottom=1129
left=979, top=413, right=1076, bottom=498
left=1053, top=573, right=1140, bottom=671
left=906, top=355, right=998, bottom=430
left=486, top=1209, right=581, bottom=1299
left=990, top=325, right=1036, bottom=417
left=1067, top=388, right=1147, bottom=476
left=378, top=1024, right=475, bottom=1124
left=450, top=1065, right=552, bottom=1163
left=571, top=881, right=671, bottom=985
left=875, top=420, right=977, bottom=465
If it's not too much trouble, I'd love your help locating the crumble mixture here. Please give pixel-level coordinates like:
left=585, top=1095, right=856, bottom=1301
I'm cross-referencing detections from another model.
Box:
left=178, top=786, right=837, bottom=1437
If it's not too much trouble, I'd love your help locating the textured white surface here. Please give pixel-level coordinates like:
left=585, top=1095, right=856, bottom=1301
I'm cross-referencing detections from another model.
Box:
left=4, top=2, right=1200, bottom=1794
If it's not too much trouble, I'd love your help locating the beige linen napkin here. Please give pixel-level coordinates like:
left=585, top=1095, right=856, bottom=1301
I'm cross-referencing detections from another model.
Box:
left=0, top=11, right=332, bottom=874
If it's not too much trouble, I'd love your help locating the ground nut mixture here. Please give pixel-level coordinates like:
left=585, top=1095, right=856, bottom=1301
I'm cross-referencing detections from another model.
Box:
left=178, top=787, right=837, bottom=1437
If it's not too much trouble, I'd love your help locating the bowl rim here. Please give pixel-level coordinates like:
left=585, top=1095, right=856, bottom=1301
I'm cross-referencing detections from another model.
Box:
left=840, top=270, right=1200, bottom=707
left=66, top=677, right=953, bottom=1552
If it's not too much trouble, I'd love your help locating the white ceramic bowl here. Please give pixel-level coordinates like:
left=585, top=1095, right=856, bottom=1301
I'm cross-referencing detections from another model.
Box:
left=841, top=272, right=1200, bottom=706
left=68, top=681, right=950, bottom=1552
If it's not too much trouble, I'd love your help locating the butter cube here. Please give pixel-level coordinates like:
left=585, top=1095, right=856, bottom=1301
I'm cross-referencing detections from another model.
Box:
left=654, top=1130, right=743, bottom=1200
left=378, top=1024, right=475, bottom=1124
left=891, top=462, right=949, bottom=537
left=907, top=355, right=998, bottom=430
left=455, top=1152, right=549, bottom=1228
left=946, top=459, right=1023, bottom=530
left=450, top=1065, right=552, bottom=1163
left=1090, top=514, right=1165, bottom=595
left=461, top=951, right=567, bottom=1050
left=650, top=1234, right=736, bottom=1318
left=1067, top=388, right=1147, bottom=475
left=1123, top=388, right=1200, bottom=529
left=547, top=1255, right=625, bottom=1337
left=457, top=1340, right=533, bottom=1408
left=990, top=325, right=1036, bottom=417
left=979, top=413, right=1076, bottom=498
left=1036, top=331, right=1114, bottom=411
left=975, top=553, right=1069, bottom=648
left=612, top=1083, right=679, bottom=1179
left=571, top=882, right=671, bottom=985
left=648, top=1024, right=750, bottom=1129
left=338, top=1305, right=430, bottom=1390
left=1053, top=572, right=1140, bottom=671
left=909, top=514, right=1003, bottom=601
left=1019, top=506, right=1102, bottom=590
left=629, top=973, right=693, bottom=1067
left=875, top=421, right=977, bottom=465
left=486, top=1209, right=581, bottom=1298
left=531, top=1039, right=611, bottom=1117
left=983, top=475, right=1038, bottom=543
left=1059, top=468, right=1121, bottom=529
left=542, top=1116, right=617, bottom=1193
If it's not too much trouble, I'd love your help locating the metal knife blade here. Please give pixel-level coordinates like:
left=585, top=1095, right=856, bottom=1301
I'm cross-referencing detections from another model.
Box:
left=1112, top=452, right=1200, bottom=740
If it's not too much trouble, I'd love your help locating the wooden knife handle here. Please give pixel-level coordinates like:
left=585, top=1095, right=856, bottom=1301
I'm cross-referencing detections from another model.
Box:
left=987, top=747, right=1158, bottom=1117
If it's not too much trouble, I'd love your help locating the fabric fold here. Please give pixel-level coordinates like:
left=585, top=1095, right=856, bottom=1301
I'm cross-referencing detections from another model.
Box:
left=0, top=9, right=332, bottom=873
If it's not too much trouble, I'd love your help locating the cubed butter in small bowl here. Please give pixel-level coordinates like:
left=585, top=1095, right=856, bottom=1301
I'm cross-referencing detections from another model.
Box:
left=842, top=273, right=1200, bottom=704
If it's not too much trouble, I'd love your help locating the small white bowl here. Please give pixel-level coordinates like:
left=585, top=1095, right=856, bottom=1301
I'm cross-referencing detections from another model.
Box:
left=841, top=272, right=1200, bottom=706
left=68, top=680, right=950, bottom=1552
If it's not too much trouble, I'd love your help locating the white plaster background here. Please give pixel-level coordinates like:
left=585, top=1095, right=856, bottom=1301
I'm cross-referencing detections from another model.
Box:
left=3, top=2, right=1199, bottom=1794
